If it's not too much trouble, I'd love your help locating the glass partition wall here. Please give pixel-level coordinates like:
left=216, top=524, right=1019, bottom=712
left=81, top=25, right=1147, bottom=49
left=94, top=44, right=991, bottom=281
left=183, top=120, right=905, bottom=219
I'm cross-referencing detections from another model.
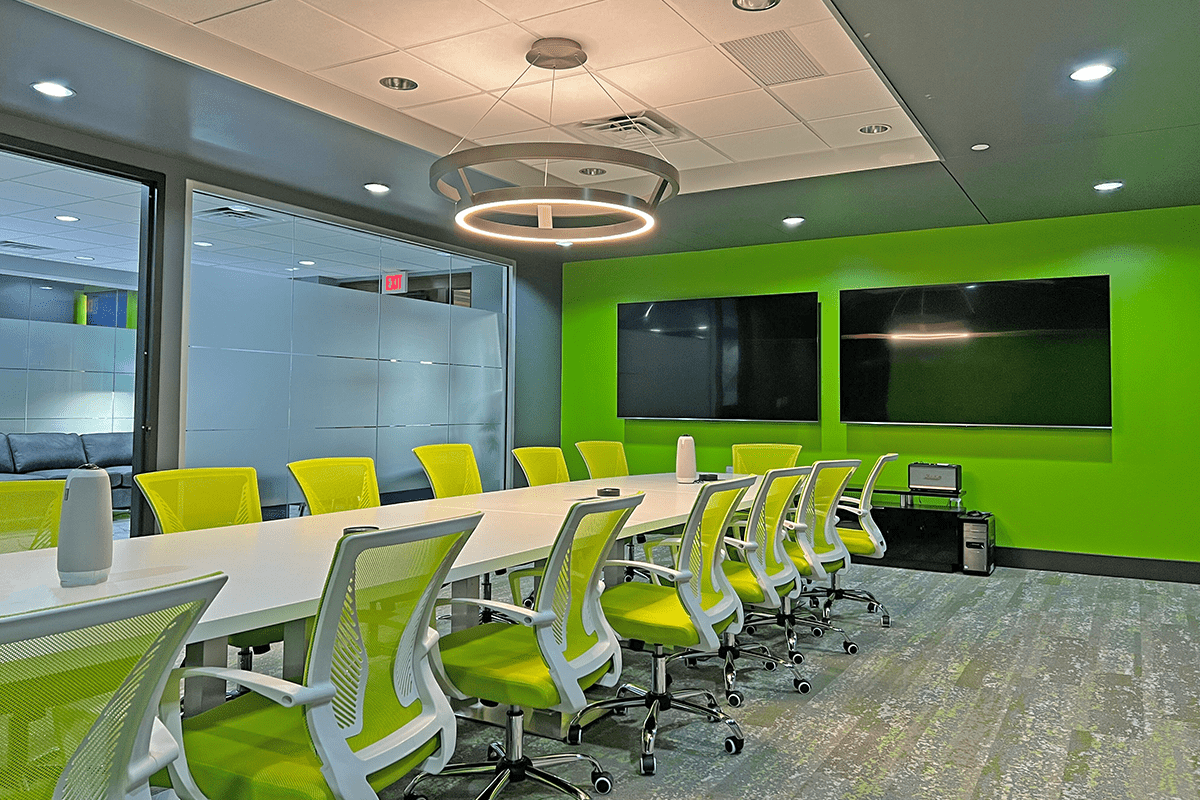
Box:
left=183, top=191, right=509, bottom=512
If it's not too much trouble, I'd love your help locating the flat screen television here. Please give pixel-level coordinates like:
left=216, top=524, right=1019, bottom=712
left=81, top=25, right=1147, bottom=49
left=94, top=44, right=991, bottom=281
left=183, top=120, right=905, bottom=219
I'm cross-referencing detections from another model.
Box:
left=617, top=292, right=820, bottom=421
left=840, top=275, right=1111, bottom=428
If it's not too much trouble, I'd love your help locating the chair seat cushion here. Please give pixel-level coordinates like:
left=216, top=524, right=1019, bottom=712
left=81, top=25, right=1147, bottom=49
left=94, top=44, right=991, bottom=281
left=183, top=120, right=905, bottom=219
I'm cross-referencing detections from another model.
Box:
left=836, top=525, right=881, bottom=557
left=28, top=467, right=120, bottom=488
left=106, top=464, right=133, bottom=488
left=228, top=624, right=287, bottom=651
left=721, top=561, right=765, bottom=604
left=783, top=541, right=844, bottom=576
left=80, top=432, right=133, bottom=468
left=600, top=582, right=702, bottom=648
left=167, top=690, right=438, bottom=799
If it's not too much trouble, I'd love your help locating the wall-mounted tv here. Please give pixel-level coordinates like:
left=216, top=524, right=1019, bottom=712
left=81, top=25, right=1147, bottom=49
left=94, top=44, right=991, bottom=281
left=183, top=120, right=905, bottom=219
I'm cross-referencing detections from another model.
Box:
left=840, top=275, right=1111, bottom=428
left=618, top=292, right=820, bottom=422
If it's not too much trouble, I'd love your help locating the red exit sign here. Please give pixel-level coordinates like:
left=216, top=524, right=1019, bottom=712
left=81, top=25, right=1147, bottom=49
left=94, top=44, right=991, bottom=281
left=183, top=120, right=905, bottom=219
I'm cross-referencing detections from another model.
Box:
left=384, top=272, right=407, bottom=294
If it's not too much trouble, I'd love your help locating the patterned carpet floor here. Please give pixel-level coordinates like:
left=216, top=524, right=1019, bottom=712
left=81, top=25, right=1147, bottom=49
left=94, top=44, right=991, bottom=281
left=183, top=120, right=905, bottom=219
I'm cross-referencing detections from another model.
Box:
left=247, top=563, right=1200, bottom=800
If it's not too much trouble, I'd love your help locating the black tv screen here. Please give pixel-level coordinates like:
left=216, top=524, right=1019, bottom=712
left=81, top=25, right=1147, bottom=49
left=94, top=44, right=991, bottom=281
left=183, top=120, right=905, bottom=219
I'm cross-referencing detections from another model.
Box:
left=840, top=275, right=1111, bottom=428
left=618, top=293, right=819, bottom=421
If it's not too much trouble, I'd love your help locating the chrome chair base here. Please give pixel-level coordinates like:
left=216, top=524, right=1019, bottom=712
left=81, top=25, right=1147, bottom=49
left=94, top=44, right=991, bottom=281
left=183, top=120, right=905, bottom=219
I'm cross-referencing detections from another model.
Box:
left=800, top=572, right=891, bottom=628
left=668, top=630, right=811, bottom=703
left=744, top=594, right=860, bottom=657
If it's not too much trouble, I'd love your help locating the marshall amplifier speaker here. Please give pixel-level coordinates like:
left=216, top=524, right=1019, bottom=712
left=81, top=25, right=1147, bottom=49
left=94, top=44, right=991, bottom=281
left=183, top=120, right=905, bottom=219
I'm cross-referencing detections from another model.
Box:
left=908, top=462, right=962, bottom=492
left=960, top=511, right=995, bottom=575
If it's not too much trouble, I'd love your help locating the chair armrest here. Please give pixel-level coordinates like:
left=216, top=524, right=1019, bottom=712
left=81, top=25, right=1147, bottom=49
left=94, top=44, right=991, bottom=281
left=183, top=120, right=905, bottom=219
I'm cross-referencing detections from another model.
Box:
left=440, top=597, right=554, bottom=626
left=172, top=667, right=336, bottom=708
left=783, top=519, right=808, bottom=532
left=605, top=559, right=692, bottom=584
left=723, top=537, right=758, bottom=552
left=126, top=717, right=180, bottom=787
left=837, top=504, right=869, bottom=517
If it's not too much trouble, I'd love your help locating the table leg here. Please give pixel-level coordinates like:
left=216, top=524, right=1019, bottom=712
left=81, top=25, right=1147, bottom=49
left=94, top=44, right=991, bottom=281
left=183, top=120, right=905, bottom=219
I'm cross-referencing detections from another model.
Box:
left=283, top=619, right=307, bottom=681
left=183, top=636, right=228, bottom=717
left=450, top=576, right=481, bottom=632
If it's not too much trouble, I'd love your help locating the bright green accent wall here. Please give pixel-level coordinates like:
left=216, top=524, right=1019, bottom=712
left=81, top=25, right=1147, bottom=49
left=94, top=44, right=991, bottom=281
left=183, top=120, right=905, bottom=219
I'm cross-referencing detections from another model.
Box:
left=561, top=205, right=1200, bottom=562
left=126, top=291, right=138, bottom=330
left=74, top=292, right=87, bottom=325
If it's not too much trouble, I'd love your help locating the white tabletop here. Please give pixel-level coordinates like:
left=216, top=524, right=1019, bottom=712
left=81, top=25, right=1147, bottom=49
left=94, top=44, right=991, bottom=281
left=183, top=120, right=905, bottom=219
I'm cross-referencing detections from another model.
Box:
left=0, top=473, right=754, bottom=643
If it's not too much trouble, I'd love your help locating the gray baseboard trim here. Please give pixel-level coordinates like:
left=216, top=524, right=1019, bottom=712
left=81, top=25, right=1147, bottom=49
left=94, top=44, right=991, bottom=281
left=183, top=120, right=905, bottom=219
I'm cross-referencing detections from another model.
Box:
left=995, top=547, right=1200, bottom=584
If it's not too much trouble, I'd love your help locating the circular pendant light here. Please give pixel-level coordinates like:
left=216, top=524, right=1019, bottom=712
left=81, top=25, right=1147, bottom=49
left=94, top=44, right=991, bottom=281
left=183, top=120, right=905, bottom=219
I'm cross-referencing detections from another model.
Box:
left=429, top=38, right=680, bottom=246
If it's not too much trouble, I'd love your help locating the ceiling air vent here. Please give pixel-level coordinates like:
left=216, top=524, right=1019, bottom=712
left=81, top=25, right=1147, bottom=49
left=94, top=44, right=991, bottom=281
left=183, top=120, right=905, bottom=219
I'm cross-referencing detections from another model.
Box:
left=195, top=206, right=277, bottom=227
left=720, top=30, right=824, bottom=86
left=0, top=240, right=56, bottom=253
left=573, top=110, right=681, bottom=146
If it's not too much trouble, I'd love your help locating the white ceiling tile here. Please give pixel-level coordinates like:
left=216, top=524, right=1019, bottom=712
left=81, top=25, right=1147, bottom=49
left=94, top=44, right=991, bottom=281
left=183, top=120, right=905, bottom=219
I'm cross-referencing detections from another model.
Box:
left=474, top=127, right=582, bottom=145
left=807, top=107, right=920, bottom=148
left=635, top=139, right=731, bottom=170
left=315, top=50, right=478, bottom=108
left=304, top=0, right=506, bottom=49
left=771, top=69, right=897, bottom=121
left=501, top=72, right=639, bottom=125
left=0, top=154, right=55, bottom=182
left=661, top=90, right=796, bottom=138
left=0, top=182, right=87, bottom=209
left=541, top=158, right=648, bottom=185
left=790, top=18, right=870, bottom=76
left=524, top=0, right=708, bottom=70
left=53, top=199, right=144, bottom=224
left=197, top=0, right=393, bottom=72
left=409, top=24, right=538, bottom=92
left=662, top=0, right=830, bottom=43
left=13, top=168, right=138, bottom=199
left=600, top=47, right=757, bottom=107
left=483, top=0, right=594, bottom=21
left=129, top=0, right=261, bottom=23
left=707, top=123, right=827, bottom=161
left=404, top=96, right=544, bottom=140
left=0, top=198, right=38, bottom=216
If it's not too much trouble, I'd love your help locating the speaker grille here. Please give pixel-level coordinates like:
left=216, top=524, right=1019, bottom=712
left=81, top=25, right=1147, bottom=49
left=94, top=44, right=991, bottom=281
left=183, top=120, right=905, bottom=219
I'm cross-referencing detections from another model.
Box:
left=720, top=30, right=824, bottom=86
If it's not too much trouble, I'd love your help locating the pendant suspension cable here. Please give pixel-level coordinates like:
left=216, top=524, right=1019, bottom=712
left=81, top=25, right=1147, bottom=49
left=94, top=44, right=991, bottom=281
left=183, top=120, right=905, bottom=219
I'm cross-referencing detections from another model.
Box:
left=580, top=63, right=670, bottom=162
left=544, top=67, right=557, bottom=187
left=449, top=62, right=535, bottom=154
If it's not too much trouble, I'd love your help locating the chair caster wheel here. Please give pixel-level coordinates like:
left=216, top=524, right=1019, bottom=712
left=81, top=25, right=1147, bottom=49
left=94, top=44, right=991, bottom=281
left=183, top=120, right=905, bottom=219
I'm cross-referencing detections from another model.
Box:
left=665, top=673, right=673, bottom=687
left=639, top=754, right=656, bottom=775
left=684, top=657, right=698, bottom=668
left=762, top=659, right=777, bottom=671
left=811, top=626, right=824, bottom=638
left=744, top=624, right=757, bottom=635
left=624, top=574, right=635, bottom=583
left=794, top=678, right=812, bottom=694
left=726, top=689, right=744, bottom=707
left=612, top=705, right=627, bottom=716
left=486, top=742, right=504, bottom=761
left=882, top=615, right=891, bottom=628
left=843, top=641, right=859, bottom=655
left=790, top=652, right=804, bottom=665
left=724, top=736, right=744, bottom=755
left=809, top=598, right=820, bottom=609
left=591, top=770, right=614, bottom=794
left=866, top=602, right=878, bottom=613
left=566, top=724, right=582, bottom=746
left=522, top=597, right=535, bottom=609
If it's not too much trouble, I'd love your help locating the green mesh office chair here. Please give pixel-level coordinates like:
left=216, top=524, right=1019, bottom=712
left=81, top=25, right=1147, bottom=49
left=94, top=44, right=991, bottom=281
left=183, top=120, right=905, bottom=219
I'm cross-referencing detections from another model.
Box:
left=407, top=494, right=644, bottom=800
left=0, top=572, right=225, bottom=800
left=824, top=453, right=898, bottom=627
left=413, top=444, right=483, bottom=498
left=731, top=443, right=802, bottom=475
left=668, top=466, right=814, bottom=703
left=287, top=457, right=381, bottom=516
left=135, top=467, right=280, bottom=671
left=0, top=480, right=64, bottom=553
left=512, top=447, right=571, bottom=487
left=569, top=476, right=755, bottom=776
left=574, top=441, right=628, bottom=480
left=160, top=513, right=482, bottom=800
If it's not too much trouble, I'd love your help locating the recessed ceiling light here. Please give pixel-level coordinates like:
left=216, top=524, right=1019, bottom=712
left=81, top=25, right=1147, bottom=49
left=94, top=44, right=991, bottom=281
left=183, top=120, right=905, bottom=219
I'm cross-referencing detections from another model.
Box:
left=380, top=77, right=418, bottom=91
left=286, top=267, right=301, bottom=271
left=970, top=143, right=990, bottom=151
left=1070, top=63, right=1115, bottom=82
left=31, top=81, right=75, bottom=98
left=732, top=0, right=780, bottom=10
left=55, top=215, right=79, bottom=222
left=859, top=124, right=891, bottom=135
left=579, top=167, right=607, bottom=176
left=556, top=241, right=573, bottom=248
left=229, top=204, right=251, bottom=212
left=193, top=241, right=213, bottom=247
left=298, top=260, right=316, bottom=266
left=74, top=255, right=94, bottom=261
left=1093, top=180, right=1124, bottom=192
left=39, top=286, right=53, bottom=290
left=782, top=216, right=805, bottom=227
left=363, top=182, right=391, bottom=194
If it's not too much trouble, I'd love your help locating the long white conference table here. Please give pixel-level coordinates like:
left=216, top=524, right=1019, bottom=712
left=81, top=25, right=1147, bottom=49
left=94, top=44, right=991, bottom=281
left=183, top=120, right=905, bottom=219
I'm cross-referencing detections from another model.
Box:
left=0, top=473, right=756, bottom=716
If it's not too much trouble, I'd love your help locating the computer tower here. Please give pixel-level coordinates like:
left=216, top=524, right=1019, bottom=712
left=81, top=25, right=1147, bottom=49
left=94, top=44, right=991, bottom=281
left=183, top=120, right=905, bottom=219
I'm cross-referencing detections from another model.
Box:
left=960, top=511, right=995, bottom=575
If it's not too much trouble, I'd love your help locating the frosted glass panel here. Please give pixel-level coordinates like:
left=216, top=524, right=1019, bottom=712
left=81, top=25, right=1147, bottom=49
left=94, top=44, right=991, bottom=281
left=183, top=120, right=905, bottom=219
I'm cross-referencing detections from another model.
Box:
left=0, top=318, right=28, bottom=369
left=379, top=293, right=450, bottom=363
left=0, top=368, right=26, bottom=418
left=289, top=354, right=378, bottom=428
left=449, top=304, right=505, bottom=368
left=450, top=424, right=504, bottom=492
left=291, top=280, right=380, bottom=359
left=184, top=428, right=290, bottom=506
left=286, top=426, right=378, bottom=504
left=113, top=418, right=134, bottom=433
left=114, top=328, right=136, bottom=374
left=375, top=425, right=448, bottom=494
left=378, top=360, right=449, bottom=426
left=113, top=373, right=135, bottom=418
left=186, top=347, right=290, bottom=430
left=28, top=321, right=116, bottom=372
left=27, top=370, right=114, bottom=419
left=449, top=365, right=505, bottom=426
left=188, top=265, right=292, bottom=353
left=0, top=419, right=23, bottom=434
left=27, top=418, right=113, bottom=434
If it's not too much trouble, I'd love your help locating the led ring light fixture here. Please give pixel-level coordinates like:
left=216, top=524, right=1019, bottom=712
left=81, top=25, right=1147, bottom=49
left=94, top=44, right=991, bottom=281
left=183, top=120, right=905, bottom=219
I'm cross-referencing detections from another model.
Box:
left=429, top=38, right=680, bottom=245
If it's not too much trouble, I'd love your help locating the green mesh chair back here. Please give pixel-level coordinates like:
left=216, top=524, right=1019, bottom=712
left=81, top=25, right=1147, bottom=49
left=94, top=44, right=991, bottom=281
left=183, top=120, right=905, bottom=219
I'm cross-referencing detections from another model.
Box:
left=793, top=460, right=860, bottom=565
left=731, top=443, right=802, bottom=475
left=287, top=457, right=381, bottom=515
left=135, top=467, right=262, bottom=533
left=859, top=453, right=899, bottom=513
left=512, top=447, right=571, bottom=487
left=0, top=573, right=225, bottom=800
left=412, top=444, right=483, bottom=498
left=0, top=480, right=65, bottom=553
left=741, top=467, right=811, bottom=594
left=574, top=441, right=629, bottom=479
left=530, top=493, right=643, bottom=709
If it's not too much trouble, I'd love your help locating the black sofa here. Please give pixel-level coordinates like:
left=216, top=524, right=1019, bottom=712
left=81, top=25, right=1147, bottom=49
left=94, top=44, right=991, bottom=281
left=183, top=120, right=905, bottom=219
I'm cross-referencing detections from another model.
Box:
left=0, top=432, right=134, bottom=509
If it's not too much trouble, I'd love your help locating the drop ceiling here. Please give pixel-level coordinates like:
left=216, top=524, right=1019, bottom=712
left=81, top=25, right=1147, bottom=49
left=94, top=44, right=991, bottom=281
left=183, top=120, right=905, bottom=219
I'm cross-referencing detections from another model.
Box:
left=20, top=0, right=940, bottom=196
